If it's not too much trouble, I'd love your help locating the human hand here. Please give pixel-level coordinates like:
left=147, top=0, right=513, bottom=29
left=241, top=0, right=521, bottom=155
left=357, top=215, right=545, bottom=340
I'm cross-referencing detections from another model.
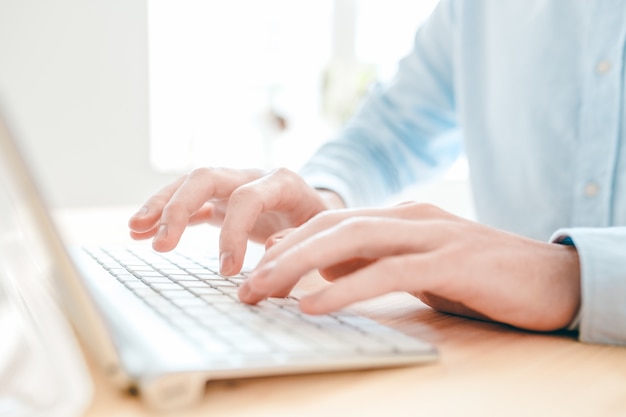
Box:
left=239, top=203, right=581, bottom=332
left=128, top=167, right=345, bottom=275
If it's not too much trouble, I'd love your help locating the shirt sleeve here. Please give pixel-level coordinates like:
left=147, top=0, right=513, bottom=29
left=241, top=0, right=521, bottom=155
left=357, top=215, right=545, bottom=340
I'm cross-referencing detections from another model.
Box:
left=550, top=227, right=626, bottom=346
left=300, top=0, right=462, bottom=207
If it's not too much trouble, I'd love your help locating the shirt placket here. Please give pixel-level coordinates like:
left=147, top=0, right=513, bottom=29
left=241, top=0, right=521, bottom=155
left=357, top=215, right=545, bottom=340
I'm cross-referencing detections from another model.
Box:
left=573, top=1, right=626, bottom=227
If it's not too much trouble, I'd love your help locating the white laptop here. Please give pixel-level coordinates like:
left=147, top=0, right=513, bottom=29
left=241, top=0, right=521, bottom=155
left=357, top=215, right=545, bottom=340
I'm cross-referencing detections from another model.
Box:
left=0, top=109, right=437, bottom=411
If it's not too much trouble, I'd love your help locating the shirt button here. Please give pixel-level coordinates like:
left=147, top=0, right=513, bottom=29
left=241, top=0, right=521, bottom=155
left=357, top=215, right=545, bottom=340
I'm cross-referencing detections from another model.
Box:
left=596, top=60, right=611, bottom=74
left=584, top=182, right=600, bottom=197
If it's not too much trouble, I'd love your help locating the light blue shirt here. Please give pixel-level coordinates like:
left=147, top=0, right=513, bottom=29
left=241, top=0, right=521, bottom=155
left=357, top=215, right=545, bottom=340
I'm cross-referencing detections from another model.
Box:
left=300, top=0, right=626, bottom=346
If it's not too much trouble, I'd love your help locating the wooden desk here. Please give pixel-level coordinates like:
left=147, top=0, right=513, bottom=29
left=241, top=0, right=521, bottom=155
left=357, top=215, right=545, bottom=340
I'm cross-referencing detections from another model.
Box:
left=54, top=207, right=626, bottom=417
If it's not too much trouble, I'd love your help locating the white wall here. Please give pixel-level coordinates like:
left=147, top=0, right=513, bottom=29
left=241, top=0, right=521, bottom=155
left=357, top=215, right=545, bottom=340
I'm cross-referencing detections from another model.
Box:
left=0, top=0, right=176, bottom=208
left=0, top=0, right=474, bottom=219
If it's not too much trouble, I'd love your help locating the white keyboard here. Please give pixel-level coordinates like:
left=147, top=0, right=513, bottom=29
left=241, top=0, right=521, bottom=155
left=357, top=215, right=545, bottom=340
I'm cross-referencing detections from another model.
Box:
left=82, top=246, right=435, bottom=364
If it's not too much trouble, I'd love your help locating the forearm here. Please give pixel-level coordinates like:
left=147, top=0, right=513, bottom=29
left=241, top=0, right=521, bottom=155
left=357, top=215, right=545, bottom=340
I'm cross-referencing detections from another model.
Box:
left=300, top=0, right=461, bottom=208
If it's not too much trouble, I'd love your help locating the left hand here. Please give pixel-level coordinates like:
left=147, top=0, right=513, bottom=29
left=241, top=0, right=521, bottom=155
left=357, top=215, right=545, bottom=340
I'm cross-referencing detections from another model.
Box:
left=238, top=202, right=581, bottom=332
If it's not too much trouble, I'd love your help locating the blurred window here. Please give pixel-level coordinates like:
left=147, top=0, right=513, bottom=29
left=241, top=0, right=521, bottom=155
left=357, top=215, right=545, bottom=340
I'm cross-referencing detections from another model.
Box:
left=148, top=0, right=441, bottom=172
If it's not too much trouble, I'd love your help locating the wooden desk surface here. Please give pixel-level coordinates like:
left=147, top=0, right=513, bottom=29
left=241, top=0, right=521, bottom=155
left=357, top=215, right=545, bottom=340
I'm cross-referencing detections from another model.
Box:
left=54, top=207, right=626, bottom=417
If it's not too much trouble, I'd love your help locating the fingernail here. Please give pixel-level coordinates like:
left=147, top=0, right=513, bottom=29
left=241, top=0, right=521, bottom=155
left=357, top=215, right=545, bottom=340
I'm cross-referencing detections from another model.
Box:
left=219, top=251, right=233, bottom=275
left=265, top=235, right=284, bottom=249
left=155, top=224, right=168, bottom=241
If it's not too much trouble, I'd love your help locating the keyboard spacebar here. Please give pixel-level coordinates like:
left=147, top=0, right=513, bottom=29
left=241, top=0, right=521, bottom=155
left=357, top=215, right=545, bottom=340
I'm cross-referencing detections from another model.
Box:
left=261, top=329, right=322, bottom=353
left=268, top=327, right=370, bottom=354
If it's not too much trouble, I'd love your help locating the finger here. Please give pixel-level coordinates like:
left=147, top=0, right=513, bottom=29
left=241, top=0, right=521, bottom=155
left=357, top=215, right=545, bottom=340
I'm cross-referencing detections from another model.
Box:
left=240, top=227, right=298, bottom=300
left=129, top=224, right=160, bottom=240
left=318, top=257, right=376, bottom=281
left=153, top=168, right=262, bottom=252
left=299, top=257, right=411, bottom=314
left=264, top=228, right=295, bottom=250
left=186, top=202, right=224, bottom=227
left=252, top=209, right=377, bottom=271
left=240, top=217, right=444, bottom=304
left=219, top=168, right=324, bottom=275
left=238, top=275, right=295, bottom=301
left=128, top=176, right=187, bottom=233
left=130, top=203, right=218, bottom=241
left=257, top=202, right=452, bottom=268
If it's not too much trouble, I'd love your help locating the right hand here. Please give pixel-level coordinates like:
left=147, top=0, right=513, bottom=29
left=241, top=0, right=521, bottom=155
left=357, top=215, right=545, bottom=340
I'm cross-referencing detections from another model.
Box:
left=127, top=167, right=344, bottom=275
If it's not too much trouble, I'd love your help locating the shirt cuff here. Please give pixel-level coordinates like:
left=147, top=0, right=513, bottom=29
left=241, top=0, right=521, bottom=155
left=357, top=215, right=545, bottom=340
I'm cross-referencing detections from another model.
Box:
left=550, top=227, right=626, bottom=346
left=549, top=233, right=581, bottom=331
